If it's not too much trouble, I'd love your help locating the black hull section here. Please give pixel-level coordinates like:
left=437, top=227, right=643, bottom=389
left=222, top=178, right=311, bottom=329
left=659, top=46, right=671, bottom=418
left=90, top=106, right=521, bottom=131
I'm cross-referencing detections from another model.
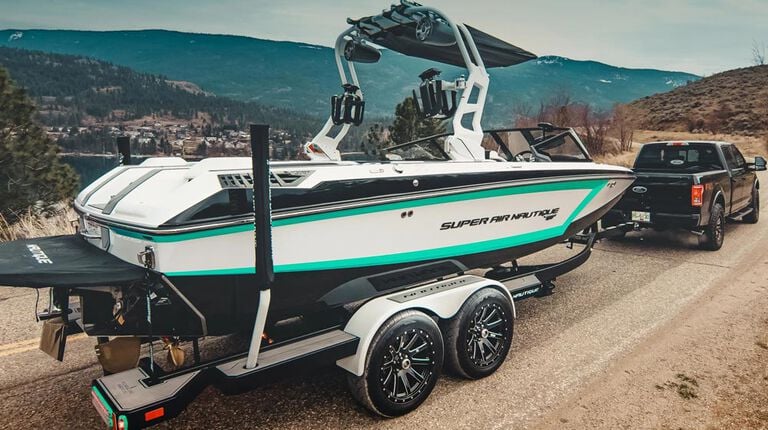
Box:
left=89, top=198, right=615, bottom=338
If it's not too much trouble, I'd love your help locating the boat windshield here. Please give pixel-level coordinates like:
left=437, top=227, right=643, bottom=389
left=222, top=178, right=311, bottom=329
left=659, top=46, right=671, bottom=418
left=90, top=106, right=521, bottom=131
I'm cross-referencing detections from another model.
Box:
left=380, top=128, right=591, bottom=162
left=531, top=131, right=590, bottom=162
left=382, top=135, right=451, bottom=161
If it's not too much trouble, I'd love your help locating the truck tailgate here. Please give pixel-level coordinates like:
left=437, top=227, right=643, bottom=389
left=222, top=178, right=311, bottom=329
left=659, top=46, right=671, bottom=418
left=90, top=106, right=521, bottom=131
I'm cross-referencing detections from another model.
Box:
left=615, top=173, right=693, bottom=213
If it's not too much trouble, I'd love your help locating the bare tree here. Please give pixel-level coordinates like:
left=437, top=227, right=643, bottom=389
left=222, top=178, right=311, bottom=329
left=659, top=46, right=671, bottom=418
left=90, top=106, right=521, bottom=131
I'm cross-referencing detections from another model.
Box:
left=512, top=102, right=536, bottom=127
left=612, top=104, right=635, bottom=152
left=572, top=104, right=609, bottom=155
left=753, top=39, right=766, bottom=66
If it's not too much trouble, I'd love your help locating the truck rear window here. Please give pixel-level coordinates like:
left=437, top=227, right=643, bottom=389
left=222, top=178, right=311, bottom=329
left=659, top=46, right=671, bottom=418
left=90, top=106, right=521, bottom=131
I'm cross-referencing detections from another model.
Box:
left=634, top=143, right=723, bottom=172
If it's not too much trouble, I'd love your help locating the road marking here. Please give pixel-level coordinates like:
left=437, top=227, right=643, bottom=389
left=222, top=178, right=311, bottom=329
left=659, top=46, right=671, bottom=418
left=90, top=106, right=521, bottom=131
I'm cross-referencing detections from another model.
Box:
left=0, top=334, right=87, bottom=358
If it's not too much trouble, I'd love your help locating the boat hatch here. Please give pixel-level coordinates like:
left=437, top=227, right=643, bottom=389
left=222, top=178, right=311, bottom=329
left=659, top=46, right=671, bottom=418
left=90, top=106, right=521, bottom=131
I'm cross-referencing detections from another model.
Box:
left=0, top=235, right=147, bottom=288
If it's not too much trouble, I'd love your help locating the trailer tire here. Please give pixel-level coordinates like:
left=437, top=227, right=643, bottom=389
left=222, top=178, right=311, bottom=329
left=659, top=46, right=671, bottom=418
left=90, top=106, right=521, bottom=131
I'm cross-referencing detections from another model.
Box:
left=700, top=202, right=725, bottom=251
left=743, top=186, right=759, bottom=224
left=443, top=288, right=514, bottom=379
left=347, top=310, right=443, bottom=417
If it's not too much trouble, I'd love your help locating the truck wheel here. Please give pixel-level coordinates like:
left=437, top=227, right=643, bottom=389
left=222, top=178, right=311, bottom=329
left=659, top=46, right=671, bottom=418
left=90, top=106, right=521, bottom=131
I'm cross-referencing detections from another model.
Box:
left=700, top=203, right=725, bottom=251
left=743, top=186, right=759, bottom=224
left=443, top=288, right=514, bottom=379
left=347, top=310, right=443, bottom=417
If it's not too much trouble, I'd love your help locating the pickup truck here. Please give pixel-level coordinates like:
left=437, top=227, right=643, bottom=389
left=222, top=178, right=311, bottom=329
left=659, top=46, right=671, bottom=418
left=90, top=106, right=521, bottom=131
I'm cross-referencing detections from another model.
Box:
left=603, top=141, right=766, bottom=250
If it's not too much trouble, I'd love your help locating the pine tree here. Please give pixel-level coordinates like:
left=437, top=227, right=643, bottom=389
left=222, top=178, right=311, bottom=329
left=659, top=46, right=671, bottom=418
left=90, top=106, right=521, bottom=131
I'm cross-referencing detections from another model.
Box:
left=388, top=96, right=446, bottom=144
left=0, top=67, right=78, bottom=221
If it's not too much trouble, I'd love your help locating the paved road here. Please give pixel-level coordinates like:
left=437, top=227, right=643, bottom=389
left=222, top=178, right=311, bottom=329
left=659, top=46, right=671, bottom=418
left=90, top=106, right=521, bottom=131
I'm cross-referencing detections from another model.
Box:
left=0, top=173, right=764, bottom=429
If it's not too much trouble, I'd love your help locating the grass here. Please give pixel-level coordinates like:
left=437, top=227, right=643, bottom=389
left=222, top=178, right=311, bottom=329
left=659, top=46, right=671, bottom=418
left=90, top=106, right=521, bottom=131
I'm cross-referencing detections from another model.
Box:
left=0, top=207, right=77, bottom=242
left=656, top=373, right=700, bottom=400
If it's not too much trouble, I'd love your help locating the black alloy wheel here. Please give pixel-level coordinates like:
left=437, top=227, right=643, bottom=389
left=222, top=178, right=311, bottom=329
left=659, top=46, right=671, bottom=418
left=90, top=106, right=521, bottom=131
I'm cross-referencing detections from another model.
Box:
left=700, top=202, right=725, bottom=251
left=348, top=310, right=443, bottom=417
left=443, top=288, right=514, bottom=379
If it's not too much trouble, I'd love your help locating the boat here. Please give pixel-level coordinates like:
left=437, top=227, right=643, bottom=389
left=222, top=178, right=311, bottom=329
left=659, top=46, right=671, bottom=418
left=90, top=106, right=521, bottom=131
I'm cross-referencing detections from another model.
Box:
left=0, top=3, right=639, bottom=427
left=0, top=1, right=634, bottom=351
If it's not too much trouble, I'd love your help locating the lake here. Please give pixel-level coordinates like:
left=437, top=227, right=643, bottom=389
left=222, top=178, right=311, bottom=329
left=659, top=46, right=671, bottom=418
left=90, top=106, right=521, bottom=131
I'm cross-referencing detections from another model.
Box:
left=60, top=154, right=148, bottom=189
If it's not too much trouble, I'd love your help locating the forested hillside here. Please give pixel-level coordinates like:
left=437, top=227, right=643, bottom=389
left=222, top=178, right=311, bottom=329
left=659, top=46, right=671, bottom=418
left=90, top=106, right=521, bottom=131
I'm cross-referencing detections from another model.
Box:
left=0, top=46, right=321, bottom=135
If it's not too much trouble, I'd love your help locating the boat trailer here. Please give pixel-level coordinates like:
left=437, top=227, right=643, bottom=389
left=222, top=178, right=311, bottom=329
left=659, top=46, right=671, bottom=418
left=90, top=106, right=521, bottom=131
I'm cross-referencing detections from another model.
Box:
left=88, top=124, right=633, bottom=429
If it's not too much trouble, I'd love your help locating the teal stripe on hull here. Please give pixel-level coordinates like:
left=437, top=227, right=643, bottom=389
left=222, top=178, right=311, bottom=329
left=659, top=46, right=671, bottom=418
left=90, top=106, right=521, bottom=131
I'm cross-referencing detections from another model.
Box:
left=112, top=223, right=254, bottom=243
left=163, top=179, right=607, bottom=277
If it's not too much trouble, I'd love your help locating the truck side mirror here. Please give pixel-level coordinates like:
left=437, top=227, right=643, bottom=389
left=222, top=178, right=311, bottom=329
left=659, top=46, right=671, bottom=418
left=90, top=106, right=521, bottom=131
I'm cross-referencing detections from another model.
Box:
left=750, top=156, right=767, bottom=171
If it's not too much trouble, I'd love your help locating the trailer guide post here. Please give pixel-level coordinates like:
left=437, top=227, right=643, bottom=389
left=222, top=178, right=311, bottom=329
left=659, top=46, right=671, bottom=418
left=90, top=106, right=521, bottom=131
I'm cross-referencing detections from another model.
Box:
left=245, top=124, right=275, bottom=370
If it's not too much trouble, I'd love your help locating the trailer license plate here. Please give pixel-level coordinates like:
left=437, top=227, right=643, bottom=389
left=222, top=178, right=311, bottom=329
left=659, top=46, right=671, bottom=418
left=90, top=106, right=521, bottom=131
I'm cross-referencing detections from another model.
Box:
left=631, top=211, right=651, bottom=222
left=91, top=389, right=112, bottom=426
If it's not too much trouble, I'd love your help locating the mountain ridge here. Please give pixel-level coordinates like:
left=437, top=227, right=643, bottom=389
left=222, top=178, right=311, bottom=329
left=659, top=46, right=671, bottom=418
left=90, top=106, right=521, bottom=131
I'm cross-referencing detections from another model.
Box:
left=0, top=29, right=700, bottom=124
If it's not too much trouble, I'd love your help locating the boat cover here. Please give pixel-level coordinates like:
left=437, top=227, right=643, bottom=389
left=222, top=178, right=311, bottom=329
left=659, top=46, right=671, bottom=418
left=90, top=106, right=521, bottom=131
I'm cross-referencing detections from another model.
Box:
left=0, top=235, right=147, bottom=288
left=352, top=7, right=537, bottom=68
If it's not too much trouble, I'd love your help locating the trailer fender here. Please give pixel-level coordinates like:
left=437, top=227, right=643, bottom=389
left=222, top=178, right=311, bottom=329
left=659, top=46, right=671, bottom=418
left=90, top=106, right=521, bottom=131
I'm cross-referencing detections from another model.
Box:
left=337, top=275, right=514, bottom=376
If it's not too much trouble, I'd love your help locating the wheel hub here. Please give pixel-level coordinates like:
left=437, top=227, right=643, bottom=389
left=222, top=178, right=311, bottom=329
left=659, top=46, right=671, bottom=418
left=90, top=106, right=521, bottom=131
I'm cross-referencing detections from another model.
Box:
left=401, top=358, right=411, bottom=370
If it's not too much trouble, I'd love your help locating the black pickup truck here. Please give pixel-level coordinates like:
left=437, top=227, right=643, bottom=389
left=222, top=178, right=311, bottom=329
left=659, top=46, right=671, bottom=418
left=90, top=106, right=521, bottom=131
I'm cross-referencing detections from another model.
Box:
left=603, top=141, right=766, bottom=250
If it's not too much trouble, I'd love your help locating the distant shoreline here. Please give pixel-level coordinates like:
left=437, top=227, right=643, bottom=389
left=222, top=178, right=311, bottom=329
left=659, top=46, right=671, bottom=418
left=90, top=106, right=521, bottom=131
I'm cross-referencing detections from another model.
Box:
left=58, top=153, right=117, bottom=158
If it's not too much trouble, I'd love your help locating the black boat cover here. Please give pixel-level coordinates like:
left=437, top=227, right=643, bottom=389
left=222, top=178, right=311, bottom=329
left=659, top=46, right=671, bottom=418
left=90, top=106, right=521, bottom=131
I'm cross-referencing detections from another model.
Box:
left=0, top=235, right=147, bottom=289
left=352, top=6, right=537, bottom=68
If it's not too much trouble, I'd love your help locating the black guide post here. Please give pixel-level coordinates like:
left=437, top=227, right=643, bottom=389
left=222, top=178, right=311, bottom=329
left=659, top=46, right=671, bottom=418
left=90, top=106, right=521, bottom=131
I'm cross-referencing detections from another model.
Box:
left=245, top=124, right=274, bottom=369
left=116, top=136, right=132, bottom=166
left=250, top=124, right=274, bottom=291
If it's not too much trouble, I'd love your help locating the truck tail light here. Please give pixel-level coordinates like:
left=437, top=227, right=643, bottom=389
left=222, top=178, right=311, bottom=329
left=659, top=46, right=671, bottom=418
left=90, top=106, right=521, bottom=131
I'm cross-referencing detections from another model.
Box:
left=691, top=185, right=704, bottom=207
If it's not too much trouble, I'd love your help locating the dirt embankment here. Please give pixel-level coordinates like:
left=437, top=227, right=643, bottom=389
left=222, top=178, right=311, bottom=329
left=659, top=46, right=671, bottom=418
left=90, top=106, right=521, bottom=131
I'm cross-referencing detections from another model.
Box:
left=537, top=230, right=768, bottom=429
left=629, top=65, right=768, bottom=137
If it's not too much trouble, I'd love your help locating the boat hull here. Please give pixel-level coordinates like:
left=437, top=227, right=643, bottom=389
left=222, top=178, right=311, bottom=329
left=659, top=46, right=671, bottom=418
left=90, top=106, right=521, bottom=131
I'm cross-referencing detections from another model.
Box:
left=81, top=174, right=632, bottom=336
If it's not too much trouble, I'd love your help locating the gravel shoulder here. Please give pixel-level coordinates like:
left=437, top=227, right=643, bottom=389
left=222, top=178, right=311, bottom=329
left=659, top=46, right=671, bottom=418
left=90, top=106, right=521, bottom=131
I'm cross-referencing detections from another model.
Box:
left=536, top=224, right=768, bottom=429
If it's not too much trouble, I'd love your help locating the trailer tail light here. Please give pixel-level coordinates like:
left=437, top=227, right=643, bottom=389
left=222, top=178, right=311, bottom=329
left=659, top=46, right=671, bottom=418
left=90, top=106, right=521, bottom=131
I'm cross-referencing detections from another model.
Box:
left=145, top=407, right=165, bottom=422
left=691, top=185, right=704, bottom=207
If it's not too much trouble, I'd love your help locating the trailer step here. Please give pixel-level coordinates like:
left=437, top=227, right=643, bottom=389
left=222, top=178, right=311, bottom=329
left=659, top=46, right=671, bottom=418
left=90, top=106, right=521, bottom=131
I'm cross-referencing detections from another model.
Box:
left=92, top=367, right=208, bottom=429
left=216, top=329, right=359, bottom=392
left=91, top=329, right=358, bottom=429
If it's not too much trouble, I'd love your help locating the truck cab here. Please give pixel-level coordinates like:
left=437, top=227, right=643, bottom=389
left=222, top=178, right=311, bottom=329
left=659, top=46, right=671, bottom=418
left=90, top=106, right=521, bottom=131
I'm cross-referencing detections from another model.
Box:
left=603, top=141, right=765, bottom=250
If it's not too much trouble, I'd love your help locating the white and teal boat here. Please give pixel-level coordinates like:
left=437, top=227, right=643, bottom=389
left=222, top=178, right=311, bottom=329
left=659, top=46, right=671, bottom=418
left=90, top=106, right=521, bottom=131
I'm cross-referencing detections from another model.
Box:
left=0, top=0, right=633, bottom=342
left=0, top=2, right=637, bottom=426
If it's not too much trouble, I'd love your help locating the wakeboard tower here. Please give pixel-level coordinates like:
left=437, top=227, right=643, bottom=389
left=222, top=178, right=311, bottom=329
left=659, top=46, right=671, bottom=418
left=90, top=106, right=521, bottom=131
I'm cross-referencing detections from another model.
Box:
left=0, top=2, right=635, bottom=428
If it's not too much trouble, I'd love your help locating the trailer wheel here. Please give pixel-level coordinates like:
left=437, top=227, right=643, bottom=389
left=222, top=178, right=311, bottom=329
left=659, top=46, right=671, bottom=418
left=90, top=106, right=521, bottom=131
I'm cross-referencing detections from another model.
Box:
left=347, top=310, right=443, bottom=417
left=443, top=288, right=514, bottom=379
left=700, top=202, right=725, bottom=251
left=743, top=186, right=759, bottom=224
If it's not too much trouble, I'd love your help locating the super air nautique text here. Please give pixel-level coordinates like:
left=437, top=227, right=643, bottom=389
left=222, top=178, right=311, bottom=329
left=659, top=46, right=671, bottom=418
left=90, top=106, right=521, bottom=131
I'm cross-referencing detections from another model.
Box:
left=440, top=208, right=561, bottom=230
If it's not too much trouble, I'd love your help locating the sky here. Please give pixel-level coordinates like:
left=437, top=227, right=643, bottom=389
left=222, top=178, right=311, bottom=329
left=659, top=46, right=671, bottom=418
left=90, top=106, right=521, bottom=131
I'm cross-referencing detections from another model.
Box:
left=0, top=0, right=766, bottom=76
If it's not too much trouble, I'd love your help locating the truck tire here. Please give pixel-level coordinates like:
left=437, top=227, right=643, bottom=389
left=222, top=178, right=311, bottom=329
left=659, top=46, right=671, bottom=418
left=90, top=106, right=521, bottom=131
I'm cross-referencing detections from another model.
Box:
left=699, top=202, right=725, bottom=251
left=347, top=310, right=443, bottom=417
left=743, top=186, right=759, bottom=224
left=443, top=288, right=514, bottom=379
